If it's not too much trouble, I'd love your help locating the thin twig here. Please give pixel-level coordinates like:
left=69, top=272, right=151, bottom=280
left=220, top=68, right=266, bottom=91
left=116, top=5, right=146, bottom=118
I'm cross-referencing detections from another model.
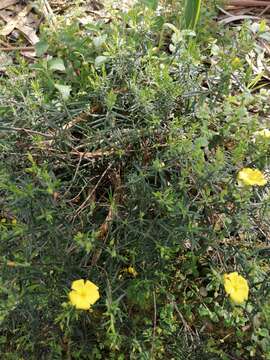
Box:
left=66, top=183, right=89, bottom=204
left=90, top=169, right=122, bottom=267
left=73, top=163, right=112, bottom=220
left=0, top=126, right=54, bottom=139
left=85, top=9, right=113, bottom=20
left=0, top=38, right=13, bottom=46
left=217, top=5, right=234, bottom=16
left=90, top=204, right=113, bottom=267
left=63, top=154, right=83, bottom=198
left=259, top=4, right=270, bottom=15
left=172, top=301, right=197, bottom=342
left=0, top=46, right=35, bottom=51
left=150, top=290, right=157, bottom=360
left=42, top=0, right=56, bottom=26
left=70, top=149, right=115, bottom=159
left=227, top=0, right=270, bottom=6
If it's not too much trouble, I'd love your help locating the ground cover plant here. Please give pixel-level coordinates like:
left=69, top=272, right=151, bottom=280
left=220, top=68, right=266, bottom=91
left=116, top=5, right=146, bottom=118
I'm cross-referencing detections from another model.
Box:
left=0, top=0, right=270, bottom=359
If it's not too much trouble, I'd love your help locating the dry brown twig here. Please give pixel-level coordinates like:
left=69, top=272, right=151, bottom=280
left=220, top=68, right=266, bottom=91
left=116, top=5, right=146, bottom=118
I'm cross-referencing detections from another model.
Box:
left=150, top=290, right=157, bottom=359
left=90, top=168, right=122, bottom=267
left=0, top=126, right=54, bottom=139
left=227, top=0, right=270, bottom=6
left=73, top=163, right=113, bottom=220
left=0, top=46, right=35, bottom=51
left=70, top=149, right=115, bottom=160
left=225, top=0, right=270, bottom=15
left=172, top=301, right=198, bottom=342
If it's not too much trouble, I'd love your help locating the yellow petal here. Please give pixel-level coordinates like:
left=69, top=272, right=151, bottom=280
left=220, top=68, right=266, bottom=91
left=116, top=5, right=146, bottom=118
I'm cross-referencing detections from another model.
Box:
left=230, top=288, right=248, bottom=304
left=223, top=272, right=249, bottom=305
left=84, top=281, right=100, bottom=305
left=69, top=279, right=100, bottom=310
left=228, top=272, right=239, bottom=282
left=237, top=168, right=267, bottom=186
left=224, top=273, right=235, bottom=295
left=122, top=266, right=138, bottom=277
left=84, top=280, right=99, bottom=292
left=127, top=266, right=138, bottom=277
left=69, top=291, right=91, bottom=310
left=254, top=129, right=270, bottom=139
left=71, top=279, right=85, bottom=291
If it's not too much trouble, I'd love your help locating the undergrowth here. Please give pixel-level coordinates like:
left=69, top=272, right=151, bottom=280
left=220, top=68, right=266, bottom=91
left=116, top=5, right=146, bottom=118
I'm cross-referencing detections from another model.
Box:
left=0, top=1, right=269, bottom=359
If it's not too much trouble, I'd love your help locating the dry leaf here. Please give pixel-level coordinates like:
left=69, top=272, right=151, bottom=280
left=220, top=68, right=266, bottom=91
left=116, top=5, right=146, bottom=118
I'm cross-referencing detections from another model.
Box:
left=0, top=0, right=19, bottom=11
left=219, top=15, right=260, bottom=24
left=0, top=5, right=39, bottom=44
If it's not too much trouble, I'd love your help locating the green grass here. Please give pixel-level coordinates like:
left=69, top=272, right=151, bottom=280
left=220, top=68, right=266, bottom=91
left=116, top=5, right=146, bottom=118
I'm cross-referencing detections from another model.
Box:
left=0, top=1, right=270, bottom=359
left=182, top=0, right=201, bottom=30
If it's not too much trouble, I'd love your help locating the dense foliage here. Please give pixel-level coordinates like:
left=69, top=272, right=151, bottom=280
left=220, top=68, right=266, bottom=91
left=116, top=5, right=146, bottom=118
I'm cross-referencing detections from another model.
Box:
left=0, top=1, right=269, bottom=359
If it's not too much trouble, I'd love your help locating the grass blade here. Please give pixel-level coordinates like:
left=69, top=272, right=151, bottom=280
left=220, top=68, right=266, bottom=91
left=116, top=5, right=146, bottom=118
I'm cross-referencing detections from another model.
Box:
left=182, top=0, right=202, bottom=30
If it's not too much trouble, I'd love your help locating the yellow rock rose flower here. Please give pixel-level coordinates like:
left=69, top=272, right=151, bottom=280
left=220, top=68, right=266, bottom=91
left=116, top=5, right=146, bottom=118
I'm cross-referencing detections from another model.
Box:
left=126, top=266, right=138, bottom=277
left=237, top=168, right=267, bottom=186
left=69, top=279, right=100, bottom=310
left=119, top=266, right=138, bottom=279
left=223, top=272, right=249, bottom=304
left=254, top=129, right=270, bottom=139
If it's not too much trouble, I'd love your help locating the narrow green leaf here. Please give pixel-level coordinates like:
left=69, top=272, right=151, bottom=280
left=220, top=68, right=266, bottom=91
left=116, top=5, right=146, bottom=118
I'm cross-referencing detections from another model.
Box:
left=183, top=0, right=201, bottom=30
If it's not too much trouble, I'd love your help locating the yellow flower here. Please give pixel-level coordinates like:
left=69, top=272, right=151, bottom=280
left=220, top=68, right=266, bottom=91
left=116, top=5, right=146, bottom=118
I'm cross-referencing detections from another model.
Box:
left=223, top=272, right=249, bottom=304
left=237, top=168, right=267, bottom=186
left=119, top=266, right=138, bottom=279
left=254, top=129, right=270, bottom=139
left=126, top=266, right=138, bottom=277
left=11, top=219, right=17, bottom=225
left=231, top=57, right=241, bottom=69
left=68, top=279, right=100, bottom=310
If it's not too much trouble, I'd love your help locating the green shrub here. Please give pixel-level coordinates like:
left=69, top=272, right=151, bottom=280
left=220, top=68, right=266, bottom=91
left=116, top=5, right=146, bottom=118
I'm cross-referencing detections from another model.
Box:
left=0, top=2, right=269, bottom=359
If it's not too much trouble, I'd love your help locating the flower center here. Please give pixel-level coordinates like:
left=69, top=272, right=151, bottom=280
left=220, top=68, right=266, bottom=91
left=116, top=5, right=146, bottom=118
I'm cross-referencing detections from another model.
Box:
left=79, top=290, right=87, bottom=298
